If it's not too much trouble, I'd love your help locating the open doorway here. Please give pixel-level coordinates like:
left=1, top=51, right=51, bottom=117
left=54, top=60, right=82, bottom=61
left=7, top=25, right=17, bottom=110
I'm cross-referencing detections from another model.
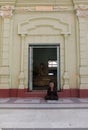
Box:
left=28, top=45, right=60, bottom=91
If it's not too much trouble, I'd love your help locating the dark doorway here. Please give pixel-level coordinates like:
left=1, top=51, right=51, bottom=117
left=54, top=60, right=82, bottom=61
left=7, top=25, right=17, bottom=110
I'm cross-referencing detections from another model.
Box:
left=28, top=45, right=60, bottom=91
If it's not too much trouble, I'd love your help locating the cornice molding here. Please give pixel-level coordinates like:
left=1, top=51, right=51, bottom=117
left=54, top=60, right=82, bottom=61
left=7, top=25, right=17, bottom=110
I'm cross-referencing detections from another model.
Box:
left=0, top=0, right=16, bottom=5
left=0, top=5, right=73, bottom=16
left=15, top=0, right=73, bottom=6
left=1, top=1, right=88, bottom=17
left=0, top=0, right=73, bottom=6
left=0, top=0, right=74, bottom=16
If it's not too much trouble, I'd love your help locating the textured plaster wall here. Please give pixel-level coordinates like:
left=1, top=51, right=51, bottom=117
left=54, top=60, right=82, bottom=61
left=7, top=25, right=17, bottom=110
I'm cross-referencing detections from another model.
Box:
left=0, top=0, right=88, bottom=91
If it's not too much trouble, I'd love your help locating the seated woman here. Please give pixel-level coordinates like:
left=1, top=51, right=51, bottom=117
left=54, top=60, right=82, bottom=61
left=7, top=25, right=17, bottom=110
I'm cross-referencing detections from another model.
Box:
left=45, top=81, right=58, bottom=100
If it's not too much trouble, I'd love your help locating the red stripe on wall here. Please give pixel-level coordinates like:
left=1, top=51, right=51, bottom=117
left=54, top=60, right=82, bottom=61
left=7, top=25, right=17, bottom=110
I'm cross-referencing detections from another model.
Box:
left=80, top=89, right=88, bottom=98
left=0, top=88, right=87, bottom=98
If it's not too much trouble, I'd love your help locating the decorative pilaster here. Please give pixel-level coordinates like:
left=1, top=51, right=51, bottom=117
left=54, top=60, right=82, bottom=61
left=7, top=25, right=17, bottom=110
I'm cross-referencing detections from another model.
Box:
left=75, top=5, right=88, bottom=89
left=0, top=5, right=13, bottom=89
left=63, top=34, right=69, bottom=89
left=2, top=18, right=10, bottom=66
left=0, top=5, right=14, bottom=66
left=18, top=34, right=26, bottom=89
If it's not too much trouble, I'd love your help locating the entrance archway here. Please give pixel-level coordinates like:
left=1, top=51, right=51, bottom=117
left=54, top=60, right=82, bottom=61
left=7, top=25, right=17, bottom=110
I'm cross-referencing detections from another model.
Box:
left=18, top=16, right=71, bottom=95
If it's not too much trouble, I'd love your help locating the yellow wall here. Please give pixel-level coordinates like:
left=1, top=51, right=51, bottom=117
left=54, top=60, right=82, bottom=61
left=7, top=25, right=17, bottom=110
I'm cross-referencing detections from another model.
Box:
left=0, top=0, right=88, bottom=91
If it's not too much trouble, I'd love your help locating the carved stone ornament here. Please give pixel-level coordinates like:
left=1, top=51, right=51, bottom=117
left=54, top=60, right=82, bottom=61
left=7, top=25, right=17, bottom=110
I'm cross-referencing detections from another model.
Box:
left=0, top=4, right=71, bottom=16
left=75, top=5, right=88, bottom=10
left=0, top=5, right=14, bottom=18
left=75, top=5, right=88, bottom=17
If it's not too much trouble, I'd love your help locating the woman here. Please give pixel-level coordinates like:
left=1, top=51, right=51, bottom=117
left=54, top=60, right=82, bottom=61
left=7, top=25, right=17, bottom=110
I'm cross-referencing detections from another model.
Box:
left=45, top=81, right=58, bottom=100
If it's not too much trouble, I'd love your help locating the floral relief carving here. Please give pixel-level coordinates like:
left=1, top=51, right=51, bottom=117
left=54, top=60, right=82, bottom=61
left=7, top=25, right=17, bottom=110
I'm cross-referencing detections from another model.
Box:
left=0, top=5, right=14, bottom=18
left=75, top=5, right=88, bottom=17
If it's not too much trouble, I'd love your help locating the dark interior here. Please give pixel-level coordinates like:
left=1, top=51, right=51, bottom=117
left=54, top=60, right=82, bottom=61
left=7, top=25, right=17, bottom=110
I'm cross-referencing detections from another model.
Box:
left=33, top=47, right=57, bottom=90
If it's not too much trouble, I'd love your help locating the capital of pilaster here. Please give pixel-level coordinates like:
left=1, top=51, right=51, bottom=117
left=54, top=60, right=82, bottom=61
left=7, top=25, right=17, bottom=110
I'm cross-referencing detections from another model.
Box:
left=61, top=32, right=71, bottom=36
left=75, top=5, right=88, bottom=17
left=21, top=34, right=26, bottom=38
left=63, top=34, right=69, bottom=41
left=0, top=5, right=14, bottom=18
left=64, top=34, right=68, bottom=38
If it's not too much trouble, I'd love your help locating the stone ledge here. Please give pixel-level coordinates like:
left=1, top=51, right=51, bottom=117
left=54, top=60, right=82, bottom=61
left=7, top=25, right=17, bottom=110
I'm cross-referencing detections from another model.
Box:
left=0, top=102, right=88, bottom=109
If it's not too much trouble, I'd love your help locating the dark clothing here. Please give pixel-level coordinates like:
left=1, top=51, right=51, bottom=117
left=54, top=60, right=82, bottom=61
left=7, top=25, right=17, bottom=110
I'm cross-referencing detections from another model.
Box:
left=45, top=87, right=58, bottom=100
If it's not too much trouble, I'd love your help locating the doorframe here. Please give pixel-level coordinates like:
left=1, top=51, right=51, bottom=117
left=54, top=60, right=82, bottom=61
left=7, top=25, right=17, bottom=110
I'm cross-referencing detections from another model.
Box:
left=28, top=44, right=61, bottom=91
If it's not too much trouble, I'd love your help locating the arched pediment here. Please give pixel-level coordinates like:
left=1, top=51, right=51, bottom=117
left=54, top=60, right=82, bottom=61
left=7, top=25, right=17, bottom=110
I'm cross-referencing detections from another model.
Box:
left=18, top=17, right=71, bottom=35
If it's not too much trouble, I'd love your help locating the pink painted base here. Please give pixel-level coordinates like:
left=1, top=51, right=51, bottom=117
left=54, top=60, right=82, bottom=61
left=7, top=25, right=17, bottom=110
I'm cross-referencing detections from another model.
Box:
left=0, top=88, right=87, bottom=98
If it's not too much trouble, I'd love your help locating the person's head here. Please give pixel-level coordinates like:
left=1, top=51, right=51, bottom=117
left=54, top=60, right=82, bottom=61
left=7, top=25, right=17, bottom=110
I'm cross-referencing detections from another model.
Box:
left=49, top=81, right=55, bottom=88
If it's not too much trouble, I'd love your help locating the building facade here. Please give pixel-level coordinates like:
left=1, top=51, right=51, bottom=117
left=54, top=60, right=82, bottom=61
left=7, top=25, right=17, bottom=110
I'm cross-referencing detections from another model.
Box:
left=0, top=0, right=88, bottom=98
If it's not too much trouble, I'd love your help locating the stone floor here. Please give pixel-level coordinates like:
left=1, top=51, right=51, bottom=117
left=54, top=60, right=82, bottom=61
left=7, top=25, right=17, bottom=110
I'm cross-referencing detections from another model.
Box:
left=0, top=98, right=88, bottom=129
left=0, top=108, right=88, bottom=128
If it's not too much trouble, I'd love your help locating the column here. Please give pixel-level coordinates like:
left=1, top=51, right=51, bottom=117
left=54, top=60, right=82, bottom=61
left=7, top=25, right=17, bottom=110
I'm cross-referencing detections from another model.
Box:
left=63, top=34, right=69, bottom=89
left=0, top=17, right=2, bottom=65
left=2, top=18, right=10, bottom=66
left=0, top=5, right=14, bottom=89
left=19, top=34, right=26, bottom=89
left=75, top=5, right=88, bottom=90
